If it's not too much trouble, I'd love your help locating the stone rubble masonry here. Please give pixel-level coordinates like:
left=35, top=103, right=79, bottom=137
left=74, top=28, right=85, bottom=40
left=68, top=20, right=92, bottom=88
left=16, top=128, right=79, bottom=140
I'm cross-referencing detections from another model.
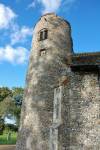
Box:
left=16, top=13, right=100, bottom=150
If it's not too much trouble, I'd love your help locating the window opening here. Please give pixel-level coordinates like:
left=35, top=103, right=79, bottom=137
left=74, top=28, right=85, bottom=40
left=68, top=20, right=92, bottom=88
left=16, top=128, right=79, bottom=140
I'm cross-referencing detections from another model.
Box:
left=40, top=29, right=48, bottom=41
left=39, top=49, right=46, bottom=56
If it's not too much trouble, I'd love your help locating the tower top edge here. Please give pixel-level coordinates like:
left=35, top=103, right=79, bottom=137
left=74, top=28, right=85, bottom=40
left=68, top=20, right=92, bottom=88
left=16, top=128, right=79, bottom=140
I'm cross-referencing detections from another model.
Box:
left=39, top=13, right=71, bottom=27
left=41, top=12, right=56, bottom=17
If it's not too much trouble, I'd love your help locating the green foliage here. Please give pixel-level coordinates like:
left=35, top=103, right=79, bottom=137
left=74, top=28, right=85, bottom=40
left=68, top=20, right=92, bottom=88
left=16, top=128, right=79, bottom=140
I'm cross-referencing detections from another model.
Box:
left=12, top=87, right=24, bottom=126
left=0, top=87, right=24, bottom=130
left=5, top=124, right=18, bottom=132
left=0, top=96, right=15, bottom=117
left=13, top=94, right=23, bottom=106
left=13, top=87, right=24, bottom=106
left=0, top=87, right=23, bottom=145
left=0, top=87, right=12, bottom=102
left=0, top=118, right=5, bottom=135
left=0, top=131, right=17, bottom=144
left=12, top=87, right=24, bottom=97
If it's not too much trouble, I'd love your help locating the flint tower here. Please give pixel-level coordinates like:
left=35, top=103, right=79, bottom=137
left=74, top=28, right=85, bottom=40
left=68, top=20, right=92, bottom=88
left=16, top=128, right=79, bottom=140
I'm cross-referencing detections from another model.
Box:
left=16, top=13, right=73, bottom=150
left=16, top=13, right=100, bottom=150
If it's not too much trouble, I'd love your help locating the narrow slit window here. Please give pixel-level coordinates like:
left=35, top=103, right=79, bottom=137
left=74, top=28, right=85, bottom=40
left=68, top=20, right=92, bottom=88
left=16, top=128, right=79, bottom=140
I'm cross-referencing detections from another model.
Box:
left=39, top=29, right=48, bottom=41
left=40, top=31, right=43, bottom=41
left=44, top=30, right=48, bottom=39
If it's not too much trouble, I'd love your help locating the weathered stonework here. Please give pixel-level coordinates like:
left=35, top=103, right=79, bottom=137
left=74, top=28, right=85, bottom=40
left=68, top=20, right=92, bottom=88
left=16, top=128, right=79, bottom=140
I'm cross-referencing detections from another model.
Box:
left=16, top=13, right=100, bottom=150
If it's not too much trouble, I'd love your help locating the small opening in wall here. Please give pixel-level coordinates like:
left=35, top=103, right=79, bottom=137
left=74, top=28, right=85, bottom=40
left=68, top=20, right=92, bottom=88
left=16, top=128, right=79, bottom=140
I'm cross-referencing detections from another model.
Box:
left=40, top=49, right=46, bottom=56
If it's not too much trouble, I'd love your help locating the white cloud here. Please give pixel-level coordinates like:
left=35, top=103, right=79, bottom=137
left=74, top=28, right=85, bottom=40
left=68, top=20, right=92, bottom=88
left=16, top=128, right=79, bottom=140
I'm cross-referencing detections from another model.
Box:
left=0, top=3, right=31, bottom=65
left=10, top=26, right=33, bottom=45
left=38, top=0, right=61, bottom=14
left=29, top=0, right=78, bottom=14
left=0, top=45, right=29, bottom=64
left=28, top=1, right=36, bottom=9
left=0, top=3, right=16, bottom=29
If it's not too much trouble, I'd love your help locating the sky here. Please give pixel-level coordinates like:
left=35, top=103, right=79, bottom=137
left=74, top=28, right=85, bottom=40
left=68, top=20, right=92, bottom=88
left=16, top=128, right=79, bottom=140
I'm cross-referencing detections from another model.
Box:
left=0, top=0, right=100, bottom=88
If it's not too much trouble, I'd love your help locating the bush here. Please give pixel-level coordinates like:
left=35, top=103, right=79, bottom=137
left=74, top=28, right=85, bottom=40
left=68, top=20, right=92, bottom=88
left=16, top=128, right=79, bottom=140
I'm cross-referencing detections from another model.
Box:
left=5, top=124, right=18, bottom=132
left=0, top=118, right=5, bottom=135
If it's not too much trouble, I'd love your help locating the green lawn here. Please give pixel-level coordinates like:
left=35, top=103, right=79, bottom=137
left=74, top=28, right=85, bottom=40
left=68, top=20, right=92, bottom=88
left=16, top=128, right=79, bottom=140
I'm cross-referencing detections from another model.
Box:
left=0, top=131, right=17, bottom=144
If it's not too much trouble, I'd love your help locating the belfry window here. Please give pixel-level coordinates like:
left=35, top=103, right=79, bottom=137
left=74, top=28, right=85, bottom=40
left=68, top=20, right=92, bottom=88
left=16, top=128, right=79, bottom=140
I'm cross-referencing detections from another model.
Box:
left=39, top=29, right=48, bottom=41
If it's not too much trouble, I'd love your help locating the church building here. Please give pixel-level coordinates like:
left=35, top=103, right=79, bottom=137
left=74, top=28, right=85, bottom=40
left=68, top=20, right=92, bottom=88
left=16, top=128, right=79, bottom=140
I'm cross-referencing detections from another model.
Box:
left=16, top=13, right=100, bottom=150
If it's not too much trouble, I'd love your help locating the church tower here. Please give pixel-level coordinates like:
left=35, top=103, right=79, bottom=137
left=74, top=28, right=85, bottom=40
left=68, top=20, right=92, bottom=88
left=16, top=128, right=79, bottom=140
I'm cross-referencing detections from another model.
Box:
left=16, top=13, right=100, bottom=150
left=16, top=13, right=73, bottom=150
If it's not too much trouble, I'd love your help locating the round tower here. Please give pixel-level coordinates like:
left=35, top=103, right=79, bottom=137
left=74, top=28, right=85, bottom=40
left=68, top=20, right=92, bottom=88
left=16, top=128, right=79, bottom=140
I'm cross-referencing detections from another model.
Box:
left=16, top=13, right=73, bottom=150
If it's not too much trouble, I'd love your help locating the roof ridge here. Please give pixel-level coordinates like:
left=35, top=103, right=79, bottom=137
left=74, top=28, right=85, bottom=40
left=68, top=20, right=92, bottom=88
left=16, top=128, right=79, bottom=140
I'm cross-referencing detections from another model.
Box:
left=73, top=52, right=100, bottom=57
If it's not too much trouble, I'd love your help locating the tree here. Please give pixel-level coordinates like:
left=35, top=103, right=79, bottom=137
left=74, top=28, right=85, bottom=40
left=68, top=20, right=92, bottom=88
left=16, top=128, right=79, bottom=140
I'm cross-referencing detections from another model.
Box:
left=5, top=124, right=18, bottom=132
left=12, top=87, right=24, bottom=106
left=0, top=117, right=5, bottom=135
left=0, top=96, right=15, bottom=118
left=0, top=87, right=12, bottom=102
left=0, top=96, right=20, bottom=130
left=0, top=87, right=24, bottom=130
left=13, top=94, right=23, bottom=106
left=12, top=87, right=24, bottom=97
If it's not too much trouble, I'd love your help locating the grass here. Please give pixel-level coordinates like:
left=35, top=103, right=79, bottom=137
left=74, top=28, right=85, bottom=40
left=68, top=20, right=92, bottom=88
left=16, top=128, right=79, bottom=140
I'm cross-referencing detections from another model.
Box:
left=0, top=131, right=17, bottom=145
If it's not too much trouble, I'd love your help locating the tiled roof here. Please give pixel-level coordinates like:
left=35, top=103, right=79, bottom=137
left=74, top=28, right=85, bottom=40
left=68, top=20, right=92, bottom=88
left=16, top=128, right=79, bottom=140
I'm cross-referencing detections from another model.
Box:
left=70, top=52, right=100, bottom=71
left=71, top=52, right=100, bottom=66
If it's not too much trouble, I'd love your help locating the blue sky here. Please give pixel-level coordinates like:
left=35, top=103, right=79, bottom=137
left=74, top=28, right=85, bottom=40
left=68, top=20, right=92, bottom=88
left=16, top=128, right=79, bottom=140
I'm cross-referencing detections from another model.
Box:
left=0, top=0, right=100, bottom=88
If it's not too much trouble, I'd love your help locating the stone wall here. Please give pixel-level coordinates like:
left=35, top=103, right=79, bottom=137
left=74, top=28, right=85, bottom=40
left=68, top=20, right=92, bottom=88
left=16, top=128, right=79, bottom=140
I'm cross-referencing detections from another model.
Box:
left=62, top=70, right=100, bottom=150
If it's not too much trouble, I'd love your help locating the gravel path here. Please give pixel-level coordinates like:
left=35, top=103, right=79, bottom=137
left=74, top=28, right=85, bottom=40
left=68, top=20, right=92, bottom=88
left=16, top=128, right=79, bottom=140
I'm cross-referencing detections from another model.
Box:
left=0, top=145, right=16, bottom=150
